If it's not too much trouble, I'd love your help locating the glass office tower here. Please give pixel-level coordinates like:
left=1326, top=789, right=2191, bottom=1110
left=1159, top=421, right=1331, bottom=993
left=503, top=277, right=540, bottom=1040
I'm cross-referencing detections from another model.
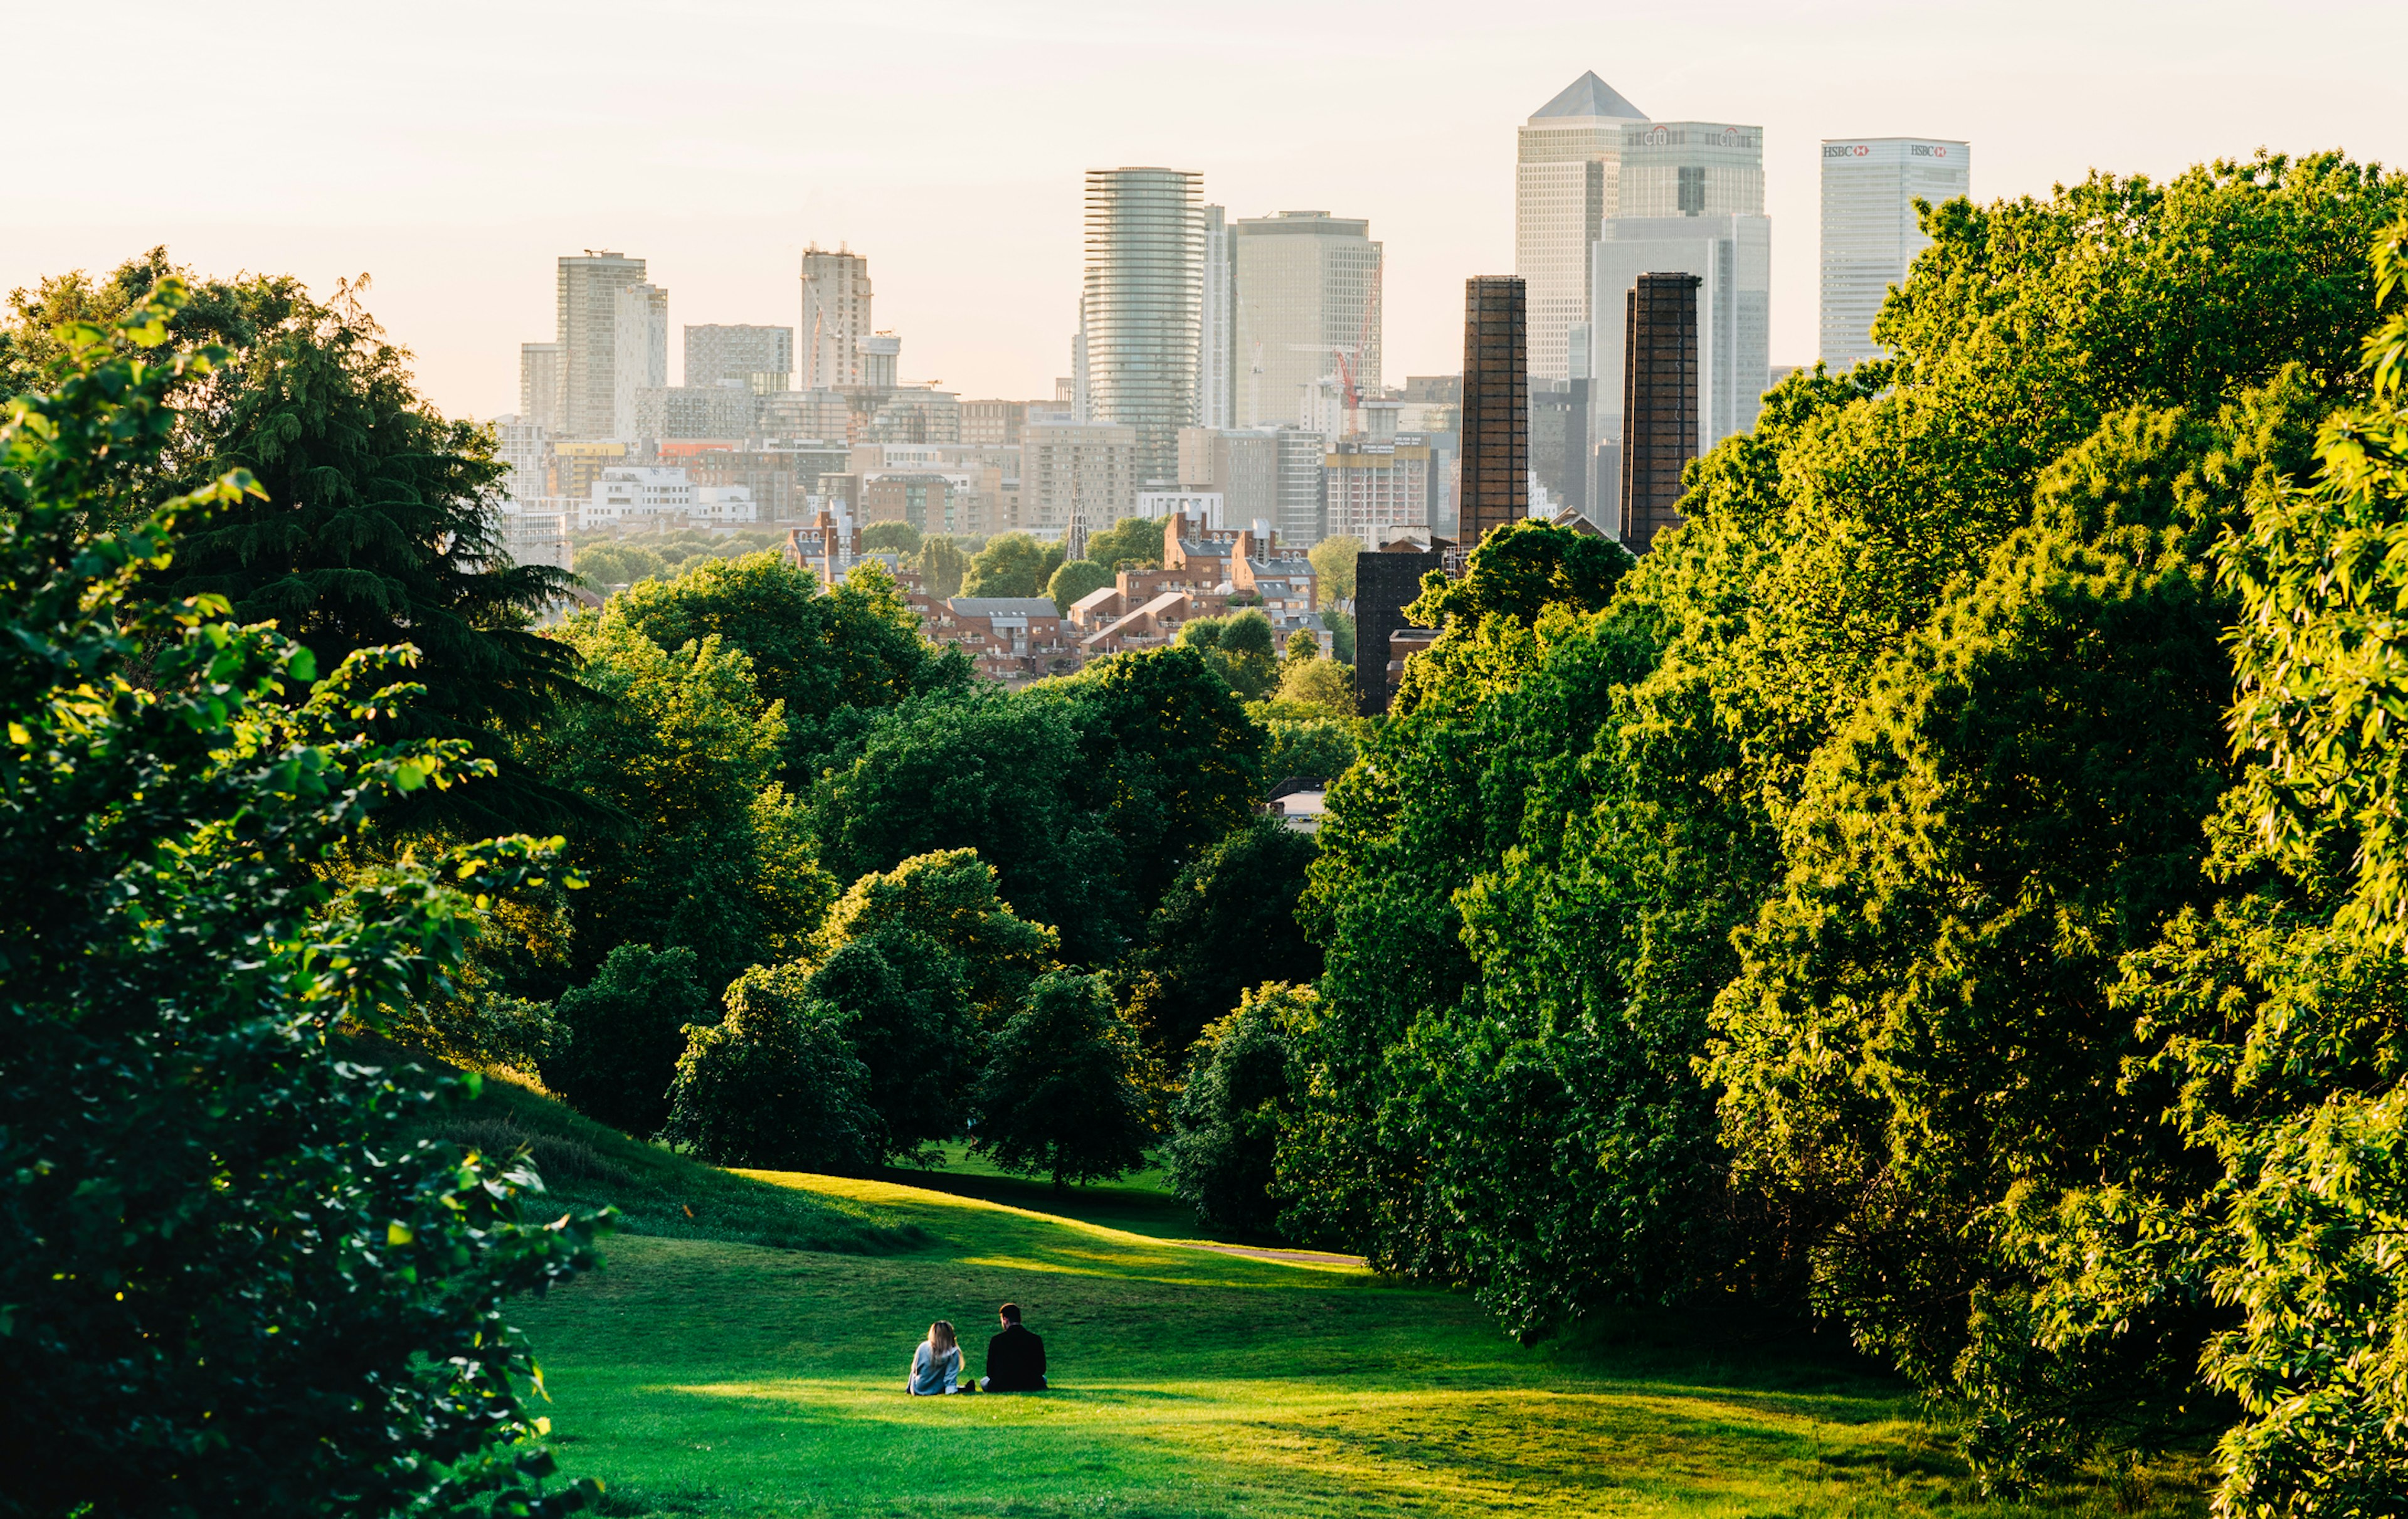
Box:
left=1819, top=137, right=1971, bottom=368
left=1083, top=167, right=1204, bottom=489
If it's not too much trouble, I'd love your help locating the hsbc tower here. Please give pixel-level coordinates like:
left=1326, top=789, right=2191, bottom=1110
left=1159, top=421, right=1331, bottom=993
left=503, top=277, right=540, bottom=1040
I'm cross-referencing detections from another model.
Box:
left=1818, top=137, right=1970, bottom=369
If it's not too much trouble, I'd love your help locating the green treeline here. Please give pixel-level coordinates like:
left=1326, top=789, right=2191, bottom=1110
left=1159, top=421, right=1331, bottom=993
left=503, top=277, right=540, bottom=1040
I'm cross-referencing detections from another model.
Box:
left=1275, top=154, right=2408, bottom=1506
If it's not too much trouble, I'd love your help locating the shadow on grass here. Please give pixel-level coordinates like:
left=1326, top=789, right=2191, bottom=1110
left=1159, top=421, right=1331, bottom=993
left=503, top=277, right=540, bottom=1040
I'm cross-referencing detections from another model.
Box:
left=877, top=1162, right=1208, bottom=1243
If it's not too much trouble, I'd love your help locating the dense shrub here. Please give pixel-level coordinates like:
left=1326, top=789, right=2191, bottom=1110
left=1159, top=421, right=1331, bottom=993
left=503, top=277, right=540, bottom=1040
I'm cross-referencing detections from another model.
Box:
left=542, top=943, right=716, bottom=1137
left=1163, top=985, right=1309, bottom=1237
left=658, top=963, right=879, bottom=1172
left=975, top=970, right=1155, bottom=1188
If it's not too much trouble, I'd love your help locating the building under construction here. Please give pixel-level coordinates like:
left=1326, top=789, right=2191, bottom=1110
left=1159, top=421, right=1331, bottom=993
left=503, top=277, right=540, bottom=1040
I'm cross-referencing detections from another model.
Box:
left=1619, top=271, right=1701, bottom=554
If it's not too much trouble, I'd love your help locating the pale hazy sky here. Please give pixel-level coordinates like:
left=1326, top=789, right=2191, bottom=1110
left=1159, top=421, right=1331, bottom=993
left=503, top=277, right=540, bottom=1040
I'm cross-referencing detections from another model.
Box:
left=8, top=1, right=2404, bottom=420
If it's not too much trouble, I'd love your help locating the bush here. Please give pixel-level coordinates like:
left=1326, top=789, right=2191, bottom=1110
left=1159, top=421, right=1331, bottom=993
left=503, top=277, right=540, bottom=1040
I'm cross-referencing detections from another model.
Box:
left=1275, top=656, right=1355, bottom=719
left=542, top=944, right=716, bottom=1137
left=974, top=971, right=1155, bottom=1188
left=859, top=520, right=922, bottom=555
left=1048, top=556, right=1114, bottom=613
left=659, top=964, right=879, bottom=1172
left=1164, top=985, right=1308, bottom=1237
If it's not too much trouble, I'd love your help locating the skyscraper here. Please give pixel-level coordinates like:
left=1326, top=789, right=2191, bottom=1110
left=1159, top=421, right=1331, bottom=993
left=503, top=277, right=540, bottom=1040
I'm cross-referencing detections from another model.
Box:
left=1198, top=204, right=1234, bottom=431
left=684, top=325, right=793, bottom=390
left=1231, top=211, right=1382, bottom=435
left=1082, top=167, right=1203, bottom=489
left=1622, top=272, right=1702, bottom=554
left=800, top=246, right=873, bottom=389
left=611, top=282, right=668, bottom=440
left=556, top=252, right=647, bottom=438
left=1573, top=121, right=1770, bottom=529
left=1516, top=71, right=1647, bottom=386
left=1459, top=277, right=1529, bottom=546
left=1820, top=137, right=1971, bottom=368
left=518, top=342, right=562, bottom=433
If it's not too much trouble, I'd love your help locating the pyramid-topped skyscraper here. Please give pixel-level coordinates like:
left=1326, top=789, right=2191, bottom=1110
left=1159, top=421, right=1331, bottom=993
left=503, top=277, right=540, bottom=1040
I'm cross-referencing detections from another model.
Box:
left=1516, top=73, right=1648, bottom=386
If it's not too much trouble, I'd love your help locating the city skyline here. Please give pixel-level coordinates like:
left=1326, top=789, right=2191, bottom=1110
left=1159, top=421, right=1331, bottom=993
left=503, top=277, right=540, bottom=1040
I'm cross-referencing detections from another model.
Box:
left=6, top=0, right=2401, bottom=421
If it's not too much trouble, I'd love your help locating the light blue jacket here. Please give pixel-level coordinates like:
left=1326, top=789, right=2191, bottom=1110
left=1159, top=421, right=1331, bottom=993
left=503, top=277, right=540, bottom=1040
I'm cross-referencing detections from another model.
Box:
left=908, top=1341, right=961, bottom=1395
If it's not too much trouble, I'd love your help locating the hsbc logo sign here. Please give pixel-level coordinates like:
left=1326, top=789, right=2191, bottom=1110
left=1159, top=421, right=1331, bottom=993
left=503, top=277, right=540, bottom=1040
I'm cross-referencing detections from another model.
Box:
left=1824, top=142, right=1955, bottom=159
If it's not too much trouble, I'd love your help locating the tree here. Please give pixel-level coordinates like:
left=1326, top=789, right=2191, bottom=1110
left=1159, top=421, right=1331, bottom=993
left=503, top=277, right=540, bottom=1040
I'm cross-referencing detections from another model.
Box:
left=961, top=532, right=1064, bottom=598
left=858, top=520, right=922, bottom=555
left=1164, top=985, right=1310, bottom=1237
left=4, top=255, right=588, bottom=838
left=1047, top=556, right=1114, bottom=613
left=1177, top=611, right=1279, bottom=698
left=800, top=849, right=1057, bottom=1159
left=809, top=691, right=1125, bottom=961
left=1121, top=818, right=1323, bottom=1056
left=917, top=535, right=971, bottom=598
left=974, top=971, right=1155, bottom=1188
left=0, top=280, right=600, bottom=1516
left=541, top=943, right=717, bottom=1138
left=1275, top=656, right=1355, bottom=719
left=1085, top=515, right=1166, bottom=571
left=599, top=550, right=956, bottom=776
left=1323, top=606, right=1356, bottom=664
left=658, top=963, right=879, bottom=1172
left=1308, top=534, right=1363, bottom=607
left=1047, top=645, right=1267, bottom=918
left=525, top=621, right=835, bottom=995
left=1258, top=712, right=1361, bottom=781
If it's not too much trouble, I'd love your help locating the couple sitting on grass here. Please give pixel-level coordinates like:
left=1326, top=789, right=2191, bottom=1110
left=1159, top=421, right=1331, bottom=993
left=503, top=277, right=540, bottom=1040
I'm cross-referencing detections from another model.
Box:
left=907, top=1303, right=1048, bottom=1396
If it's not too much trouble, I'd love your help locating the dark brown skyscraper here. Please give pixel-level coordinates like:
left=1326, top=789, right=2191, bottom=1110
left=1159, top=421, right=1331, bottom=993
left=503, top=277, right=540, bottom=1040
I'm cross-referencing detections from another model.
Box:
left=1620, top=272, right=1701, bottom=553
left=1458, top=277, right=1528, bottom=546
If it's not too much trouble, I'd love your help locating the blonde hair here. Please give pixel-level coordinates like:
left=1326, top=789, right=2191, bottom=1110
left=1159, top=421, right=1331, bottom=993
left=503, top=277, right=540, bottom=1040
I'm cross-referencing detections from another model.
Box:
left=927, top=1320, right=958, bottom=1355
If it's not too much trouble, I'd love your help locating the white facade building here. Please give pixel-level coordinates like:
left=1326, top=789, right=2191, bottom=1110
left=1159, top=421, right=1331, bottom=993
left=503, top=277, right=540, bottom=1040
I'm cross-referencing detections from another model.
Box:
left=1323, top=437, right=1430, bottom=542
left=1082, top=167, right=1203, bottom=488
left=1198, top=204, right=1234, bottom=430
left=1516, top=72, right=1648, bottom=386
left=1232, top=211, right=1381, bottom=431
left=518, top=344, right=562, bottom=433
left=611, top=283, right=669, bottom=440
left=692, top=484, right=759, bottom=523
left=1820, top=137, right=1971, bottom=368
left=1136, top=488, right=1225, bottom=527
left=582, top=466, right=695, bottom=530
left=800, top=246, right=872, bottom=390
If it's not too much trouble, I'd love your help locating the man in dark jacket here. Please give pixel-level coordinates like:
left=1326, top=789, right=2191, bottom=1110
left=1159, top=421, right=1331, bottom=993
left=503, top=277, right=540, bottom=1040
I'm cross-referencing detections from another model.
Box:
left=980, top=1303, right=1047, bottom=1392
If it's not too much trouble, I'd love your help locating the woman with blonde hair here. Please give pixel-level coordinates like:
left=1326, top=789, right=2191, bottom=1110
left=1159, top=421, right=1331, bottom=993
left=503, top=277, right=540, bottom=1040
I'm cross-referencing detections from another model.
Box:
left=906, top=1320, right=963, bottom=1395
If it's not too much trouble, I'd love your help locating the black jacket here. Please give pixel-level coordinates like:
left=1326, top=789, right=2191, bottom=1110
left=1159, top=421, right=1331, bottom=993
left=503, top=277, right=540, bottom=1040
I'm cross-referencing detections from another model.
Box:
left=985, top=1323, right=1047, bottom=1391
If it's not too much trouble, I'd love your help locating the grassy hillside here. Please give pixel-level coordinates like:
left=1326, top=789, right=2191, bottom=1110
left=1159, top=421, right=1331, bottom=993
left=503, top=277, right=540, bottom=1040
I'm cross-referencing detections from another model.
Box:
left=510, top=1165, right=2212, bottom=1516
left=413, top=1067, right=924, bottom=1256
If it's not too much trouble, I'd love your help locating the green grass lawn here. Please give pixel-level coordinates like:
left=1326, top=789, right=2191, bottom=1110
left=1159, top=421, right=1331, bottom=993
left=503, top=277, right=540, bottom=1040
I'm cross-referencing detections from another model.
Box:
left=509, top=1157, right=2212, bottom=1517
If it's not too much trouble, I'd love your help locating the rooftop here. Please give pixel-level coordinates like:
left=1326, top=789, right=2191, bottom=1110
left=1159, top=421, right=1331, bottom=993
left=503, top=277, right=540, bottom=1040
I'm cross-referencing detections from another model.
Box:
left=949, top=597, right=1060, bottom=618
left=1529, top=71, right=1647, bottom=123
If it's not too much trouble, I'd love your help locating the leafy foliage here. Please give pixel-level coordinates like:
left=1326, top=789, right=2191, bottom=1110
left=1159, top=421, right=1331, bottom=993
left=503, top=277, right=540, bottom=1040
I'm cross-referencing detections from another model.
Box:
left=1119, top=818, right=1322, bottom=1056
left=1164, top=985, right=1309, bottom=1237
left=0, top=280, right=601, bottom=1516
left=917, top=534, right=970, bottom=598
left=1084, top=515, right=1166, bottom=572
left=858, top=520, right=921, bottom=555
left=961, top=532, right=1064, bottom=599
left=1047, top=556, right=1114, bottom=613
left=541, top=943, right=716, bottom=1138
left=657, top=963, right=880, bottom=1172
left=974, top=970, right=1156, bottom=1188
left=1307, top=534, right=1363, bottom=607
